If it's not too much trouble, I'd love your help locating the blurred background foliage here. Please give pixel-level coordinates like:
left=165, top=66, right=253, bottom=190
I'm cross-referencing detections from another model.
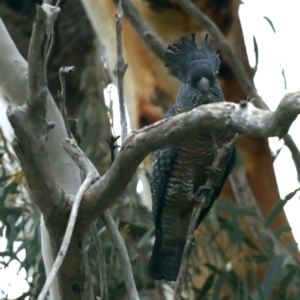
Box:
left=1, top=0, right=300, bottom=299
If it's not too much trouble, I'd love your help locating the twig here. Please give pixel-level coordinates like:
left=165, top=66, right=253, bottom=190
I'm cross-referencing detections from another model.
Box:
left=116, top=1, right=129, bottom=144
left=45, top=29, right=55, bottom=81
left=41, top=2, right=59, bottom=82
left=91, top=223, right=108, bottom=300
left=112, top=0, right=166, bottom=61
left=37, top=174, right=94, bottom=300
left=59, top=66, right=76, bottom=138
left=101, top=211, right=140, bottom=300
left=176, top=0, right=300, bottom=183
left=173, top=135, right=237, bottom=300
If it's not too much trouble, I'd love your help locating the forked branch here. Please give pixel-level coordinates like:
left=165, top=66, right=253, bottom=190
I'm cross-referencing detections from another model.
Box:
left=37, top=139, right=99, bottom=300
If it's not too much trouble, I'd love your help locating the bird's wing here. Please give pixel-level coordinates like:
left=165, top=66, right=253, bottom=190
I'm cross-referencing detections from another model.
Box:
left=150, top=106, right=177, bottom=224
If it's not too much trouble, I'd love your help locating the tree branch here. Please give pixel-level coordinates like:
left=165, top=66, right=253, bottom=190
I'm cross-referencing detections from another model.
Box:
left=37, top=139, right=99, bottom=300
left=101, top=211, right=140, bottom=300
left=91, top=223, right=108, bottom=300
left=174, top=135, right=237, bottom=299
left=27, top=4, right=60, bottom=109
left=112, top=0, right=166, bottom=60
left=79, top=92, right=300, bottom=221
left=58, top=66, right=76, bottom=138
left=116, top=1, right=128, bottom=144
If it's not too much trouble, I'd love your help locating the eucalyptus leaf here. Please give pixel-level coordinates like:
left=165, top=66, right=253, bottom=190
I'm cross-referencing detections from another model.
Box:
left=265, top=187, right=300, bottom=228
left=261, top=255, right=285, bottom=298
left=263, top=16, right=276, bottom=33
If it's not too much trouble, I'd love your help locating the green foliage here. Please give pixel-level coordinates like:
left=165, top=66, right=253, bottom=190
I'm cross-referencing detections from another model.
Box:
left=265, top=188, right=300, bottom=228
left=184, top=196, right=300, bottom=300
left=0, top=129, right=45, bottom=299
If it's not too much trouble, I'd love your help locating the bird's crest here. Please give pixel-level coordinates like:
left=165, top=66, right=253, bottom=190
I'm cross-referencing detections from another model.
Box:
left=164, top=33, right=220, bottom=80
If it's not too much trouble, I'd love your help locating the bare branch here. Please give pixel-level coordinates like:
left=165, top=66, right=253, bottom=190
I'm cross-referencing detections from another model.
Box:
left=38, top=139, right=99, bottom=300
left=112, top=0, right=166, bottom=60
left=91, top=223, right=108, bottom=300
left=116, top=1, right=129, bottom=144
left=61, top=138, right=99, bottom=179
left=174, top=135, right=237, bottom=299
left=27, top=4, right=60, bottom=109
left=101, top=211, right=140, bottom=300
left=80, top=92, right=300, bottom=220
left=6, top=105, right=66, bottom=218
left=59, top=66, right=76, bottom=138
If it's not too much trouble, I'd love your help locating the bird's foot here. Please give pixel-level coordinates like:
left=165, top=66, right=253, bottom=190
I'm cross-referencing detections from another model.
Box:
left=189, top=185, right=213, bottom=202
left=205, top=166, right=222, bottom=176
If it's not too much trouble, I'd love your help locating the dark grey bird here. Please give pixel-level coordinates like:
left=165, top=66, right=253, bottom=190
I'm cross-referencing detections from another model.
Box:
left=149, top=33, right=236, bottom=281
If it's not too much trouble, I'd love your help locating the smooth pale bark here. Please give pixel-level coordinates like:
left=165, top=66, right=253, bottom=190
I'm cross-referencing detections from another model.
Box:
left=0, top=18, right=82, bottom=300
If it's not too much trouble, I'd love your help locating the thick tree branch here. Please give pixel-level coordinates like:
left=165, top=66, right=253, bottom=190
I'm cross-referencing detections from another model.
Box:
left=38, top=139, right=98, bottom=300
left=116, top=1, right=128, bottom=144
left=27, top=4, right=60, bottom=109
left=174, top=136, right=237, bottom=299
left=79, top=92, right=300, bottom=222
left=2, top=7, right=82, bottom=299
left=112, top=0, right=166, bottom=60
left=6, top=105, right=66, bottom=218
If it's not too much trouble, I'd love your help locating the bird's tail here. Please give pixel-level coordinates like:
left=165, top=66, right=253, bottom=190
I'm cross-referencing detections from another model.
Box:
left=148, top=224, right=185, bottom=281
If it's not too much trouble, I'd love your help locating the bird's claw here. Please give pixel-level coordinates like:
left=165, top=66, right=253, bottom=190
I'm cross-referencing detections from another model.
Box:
left=189, top=185, right=213, bottom=202
left=205, top=166, right=222, bottom=176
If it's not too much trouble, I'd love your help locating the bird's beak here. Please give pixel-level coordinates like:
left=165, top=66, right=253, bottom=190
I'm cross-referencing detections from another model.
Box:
left=197, top=77, right=210, bottom=93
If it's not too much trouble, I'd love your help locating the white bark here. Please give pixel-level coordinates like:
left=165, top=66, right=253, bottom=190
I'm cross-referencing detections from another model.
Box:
left=0, top=18, right=82, bottom=300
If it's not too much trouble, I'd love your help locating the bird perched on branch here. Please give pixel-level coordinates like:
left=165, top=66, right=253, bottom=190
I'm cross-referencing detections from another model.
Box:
left=149, top=33, right=236, bottom=281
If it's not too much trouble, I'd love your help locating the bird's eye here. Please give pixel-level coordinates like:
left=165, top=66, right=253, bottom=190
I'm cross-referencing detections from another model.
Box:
left=187, top=79, right=190, bottom=84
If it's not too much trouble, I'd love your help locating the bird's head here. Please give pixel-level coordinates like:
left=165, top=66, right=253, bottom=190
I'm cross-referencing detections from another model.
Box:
left=164, top=33, right=220, bottom=95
